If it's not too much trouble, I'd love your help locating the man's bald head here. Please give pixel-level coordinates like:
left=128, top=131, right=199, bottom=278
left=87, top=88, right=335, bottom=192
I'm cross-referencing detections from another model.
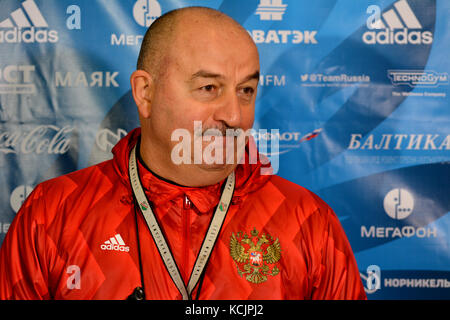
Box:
left=136, top=7, right=255, bottom=78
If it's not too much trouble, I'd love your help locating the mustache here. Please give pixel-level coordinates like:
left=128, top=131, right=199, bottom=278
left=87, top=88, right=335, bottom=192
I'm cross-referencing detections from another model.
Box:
left=194, top=125, right=244, bottom=137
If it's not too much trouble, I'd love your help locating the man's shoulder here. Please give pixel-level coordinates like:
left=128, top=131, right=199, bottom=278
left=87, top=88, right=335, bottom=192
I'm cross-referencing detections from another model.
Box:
left=40, top=159, right=113, bottom=188
left=261, top=175, right=340, bottom=238
left=268, top=175, right=328, bottom=205
left=259, top=175, right=333, bottom=221
left=35, top=158, right=121, bottom=208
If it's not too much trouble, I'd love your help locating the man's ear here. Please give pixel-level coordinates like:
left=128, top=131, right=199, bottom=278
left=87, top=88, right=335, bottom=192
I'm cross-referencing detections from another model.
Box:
left=130, top=70, right=154, bottom=119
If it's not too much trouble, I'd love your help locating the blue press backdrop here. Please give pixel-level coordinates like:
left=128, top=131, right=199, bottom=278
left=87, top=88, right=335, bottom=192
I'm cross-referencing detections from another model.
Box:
left=0, top=0, right=448, bottom=299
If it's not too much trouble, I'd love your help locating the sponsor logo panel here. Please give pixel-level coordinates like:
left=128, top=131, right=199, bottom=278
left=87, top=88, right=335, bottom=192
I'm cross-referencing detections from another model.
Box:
left=255, top=0, right=288, bottom=21
left=345, top=133, right=450, bottom=166
left=361, top=188, right=438, bottom=240
left=0, top=0, right=59, bottom=43
left=133, top=0, right=161, bottom=27
left=0, top=64, right=36, bottom=94
left=10, top=185, right=34, bottom=213
left=53, top=71, right=120, bottom=88
left=249, top=1, right=318, bottom=45
left=300, top=73, right=371, bottom=87
left=388, top=69, right=448, bottom=98
left=111, top=0, right=162, bottom=46
left=363, top=0, right=433, bottom=45
left=0, top=125, right=74, bottom=155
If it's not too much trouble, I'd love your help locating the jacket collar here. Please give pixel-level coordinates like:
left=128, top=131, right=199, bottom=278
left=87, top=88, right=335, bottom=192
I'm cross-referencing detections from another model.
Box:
left=112, top=128, right=272, bottom=214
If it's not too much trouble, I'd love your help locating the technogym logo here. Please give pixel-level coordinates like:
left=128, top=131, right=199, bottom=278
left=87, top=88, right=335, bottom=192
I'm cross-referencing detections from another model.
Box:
left=363, top=0, right=432, bottom=45
left=0, top=0, right=59, bottom=43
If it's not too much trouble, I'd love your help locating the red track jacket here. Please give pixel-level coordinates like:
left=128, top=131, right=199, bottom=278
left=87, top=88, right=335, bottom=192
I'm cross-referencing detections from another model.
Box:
left=0, top=128, right=366, bottom=300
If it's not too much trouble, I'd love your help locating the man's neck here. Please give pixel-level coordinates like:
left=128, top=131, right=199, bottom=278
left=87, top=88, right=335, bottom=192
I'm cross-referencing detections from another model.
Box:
left=136, top=142, right=189, bottom=187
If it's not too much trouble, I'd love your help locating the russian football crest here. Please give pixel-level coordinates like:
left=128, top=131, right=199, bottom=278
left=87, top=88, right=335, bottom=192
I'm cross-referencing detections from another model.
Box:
left=229, top=228, right=282, bottom=284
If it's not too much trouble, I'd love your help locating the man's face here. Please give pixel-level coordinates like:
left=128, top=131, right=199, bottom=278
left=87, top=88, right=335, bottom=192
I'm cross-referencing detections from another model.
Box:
left=146, top=19, right=260, bottom=176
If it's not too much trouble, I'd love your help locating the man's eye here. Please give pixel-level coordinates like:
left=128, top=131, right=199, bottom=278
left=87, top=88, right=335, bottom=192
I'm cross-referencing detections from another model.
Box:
left=193, top=84, right=220, bottom=101
left=242, top=87, right=254, bottom=95
left=200, top=84, right=216, bottom=92
left=239, top=86, right=255, bottom=98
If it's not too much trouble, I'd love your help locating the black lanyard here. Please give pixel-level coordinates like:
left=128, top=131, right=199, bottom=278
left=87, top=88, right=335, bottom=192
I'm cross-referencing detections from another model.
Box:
left=128, top=144, right=235, bottom=300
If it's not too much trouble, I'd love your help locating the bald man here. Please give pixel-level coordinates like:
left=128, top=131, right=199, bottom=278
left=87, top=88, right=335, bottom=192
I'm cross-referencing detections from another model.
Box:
left=131, top=7, right=260, bottom=187
left=0, top=7, right=366, bottom=300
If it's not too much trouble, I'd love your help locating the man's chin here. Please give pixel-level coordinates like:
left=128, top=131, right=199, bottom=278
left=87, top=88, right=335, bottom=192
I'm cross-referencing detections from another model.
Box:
left=172, top=162, right=236, bottom=187
left=196, top=162, right=236, bottom=172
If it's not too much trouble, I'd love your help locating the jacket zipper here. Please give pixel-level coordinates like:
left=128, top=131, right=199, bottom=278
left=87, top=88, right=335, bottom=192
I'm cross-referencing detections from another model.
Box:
left=182, top=194, right=191, bottom=285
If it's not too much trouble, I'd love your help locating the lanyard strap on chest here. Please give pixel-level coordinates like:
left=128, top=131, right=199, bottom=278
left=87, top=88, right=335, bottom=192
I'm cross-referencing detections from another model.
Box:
left=128, top=144, right=235, bottom=300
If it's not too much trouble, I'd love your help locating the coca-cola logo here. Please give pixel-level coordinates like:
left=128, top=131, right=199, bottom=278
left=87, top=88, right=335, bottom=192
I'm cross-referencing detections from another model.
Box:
left=0, top=125, right=73, bottom=154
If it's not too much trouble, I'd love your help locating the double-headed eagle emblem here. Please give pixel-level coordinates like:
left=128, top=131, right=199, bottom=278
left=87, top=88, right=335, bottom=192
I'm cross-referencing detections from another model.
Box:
left=229, top=228, right=282, bottom=284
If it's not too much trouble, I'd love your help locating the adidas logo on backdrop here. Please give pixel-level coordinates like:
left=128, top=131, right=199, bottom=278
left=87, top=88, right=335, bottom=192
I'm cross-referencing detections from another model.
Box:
left=0, top=0, right=58, bottom=43
left=100, top=234, right=130, bottom=252
left=363, top=0, right=432, bottom=45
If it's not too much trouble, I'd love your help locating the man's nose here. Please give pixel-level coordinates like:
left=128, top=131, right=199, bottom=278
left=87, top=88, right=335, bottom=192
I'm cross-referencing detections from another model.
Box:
left=213, top=91, right=241, bottom=128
